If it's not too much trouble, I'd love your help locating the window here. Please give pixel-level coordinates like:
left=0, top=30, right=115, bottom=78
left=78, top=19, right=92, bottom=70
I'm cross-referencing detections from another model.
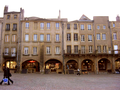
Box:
left=47, top=34, right=50, bottom=41
left=74, top=24, right=77, bottom=29
left=24, top=47, right=28, bottom=55
left=89, top=46, right=92, bottom=53
left=113, top=33, right=117, bottom=40
left=56, top=34, right=59, bottom=41
left=67, top=24, right=70, bottom=29
left=33, top=47, right=37, bottom=55
left=47, top=23, right=50, bottom=29
left=26, top=23, right=29, bottom=29
left=6, top=24, right=10, bottom=30
left=103, top=46, right=106, bottom=53
left=88, top=35, right=92, bottom=41
left=7, top=15, right=10, bottom=19
left=103, top=26, right=106, bottom=29
left=81, top=46, right=85, bottom=54
left=25, top=34, right=29, bottom=41
left=113, top=23, right=115, bottom=27
left=13, top=24, right=17, bottom=30
left=40, top=34, right=44, bottom=41
left=97, top=46, right=101, bottom=53
left=4, top=48, right=9, bottom=55
left=56, top=46, right=60, bottom=54
left=88, top=25, right=91, bottom=30
left=81, top=24, right=84, bottom=30
left=81, top=35, right=85, bottom=41
left=5, top=35, right=9, bottom=42
left=33, top=34, right=37, bottom=41
left=11, top=48, right=16, bottom=56
left=14, top=15, right=17, bottom=19
left=97, top=34, right=100, bottom=40
left=114, top=45, right=118, bottom=54
left=40, top=23, right=44, bottom=29
left=46, top=46, right=50, bottom=54
left=67, top=33, right=71, bottom=41
left=67, top=46, right=71, bottom=53
left=74, top=45, right=78, bottom=54
left=56, top=23, right=59, bottom=29
left=12, top=35, right=16, bottom=42
left=108, top=47, right=111, bottom=54
left=97, top=26, right=100, bottom=29
left=102, top=34, right=106, bottom=40
left=34, top=22, right=37, bottom=30
left=74, top=34, right=78, bottom=41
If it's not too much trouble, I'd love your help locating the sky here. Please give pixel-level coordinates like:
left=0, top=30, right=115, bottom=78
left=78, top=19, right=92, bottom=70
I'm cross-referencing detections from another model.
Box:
left=0, top=0, right=120, bottom=21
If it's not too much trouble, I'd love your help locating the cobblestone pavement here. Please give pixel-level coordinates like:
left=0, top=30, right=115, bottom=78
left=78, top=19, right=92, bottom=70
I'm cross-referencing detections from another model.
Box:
left=0, top=73, right=120, bottom=90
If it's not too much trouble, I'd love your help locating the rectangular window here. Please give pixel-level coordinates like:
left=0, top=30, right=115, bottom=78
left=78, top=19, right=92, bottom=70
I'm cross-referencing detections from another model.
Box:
left=34, top=22, right=37, bottom=30
left=11, top=48, right=16, bottom=56
left=97, top=34, right=100, bottom=40
left=74, top=45, right=78, bottom=54
left=7, top=15, right=10, bottom=19
left=67, top=46, right=71, bottom=53
left=56, top=46, right=60, bottom=54
left=6, top=24, right=10, bottom=30
left=12, top=35, right=16, bottom=42
left=67, top=24, right=70, bottom=29
left=34, top=34, right=37, bottom=41
left=47, top=34, right=50, bottom=41
left=74, top=34, right=78, bottom=41
left=47, top=23, right=50, bottom=29
left=103, top=26, right=106, bottom=29
left=33, top=47, right=37, bottom=55
left=26, top=23, right=29, bottom=29
left=81, top=46, right=85, bottom=54
left=24, top=47, right=28, bottom=55
left=113, top=23, right=115, bottom=27
left=74, top=24, right=77, bottom=29
left=81, top=24, right=84, bottom=30
left=97, top=26, right=100, bottom=29
left=56, top=23, right=59, bottom=29
left=46, top=46, right=50, bottom=54
left=89, top=46, right=92, bottom=53
left=40, top=34, right=44, bottom=41
left=88, top=35, right=92, bottom=41
left=5, top=35, right=9, bottom=42
left=113, top=33, right=117, bottom=40
left=97, top=46, right=101, bottom=53
left=81, top=35, right=85, bottom=41
left=56, top=34, right=59, bottom=41
left=88, top=25, right=91, bottom=30
left=67, top=33, right=71, bottom=41
left=5, top=48, right=9, bottom=55
left=108, top=47, right=111, bottom=54
left=13, top=24, right=17, bottom=30
left=102, top=34, right=106, bottom=40
left=25, top=34, right=29, bottom=41
left=14, top=15, right=17, bottom=19
left=40, top=23, right=44, bottom=29
left=103, top=46, right=107, bottom=53
left=114, top=45, right=118, bottom=54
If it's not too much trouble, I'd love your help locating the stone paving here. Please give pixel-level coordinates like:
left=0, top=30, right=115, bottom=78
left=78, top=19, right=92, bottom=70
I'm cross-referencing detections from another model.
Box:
left=0, top=73, right=120, bottom=90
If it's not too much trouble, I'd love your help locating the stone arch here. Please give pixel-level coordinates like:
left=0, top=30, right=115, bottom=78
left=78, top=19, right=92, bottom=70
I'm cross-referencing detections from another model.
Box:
left=115, top=58, right=120, bottom=71
left=66, top=60, right=78, bottom=70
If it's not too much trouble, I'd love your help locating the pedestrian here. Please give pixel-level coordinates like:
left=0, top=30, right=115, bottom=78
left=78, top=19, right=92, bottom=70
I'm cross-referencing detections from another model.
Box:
left=0, top=66, right=13, bottom=85
left=77, top=68, right=80, bottom=75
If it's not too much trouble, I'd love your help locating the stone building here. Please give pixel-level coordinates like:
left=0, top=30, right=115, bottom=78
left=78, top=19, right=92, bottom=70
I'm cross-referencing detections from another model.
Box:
left=0, top=6, right=120, bottom=74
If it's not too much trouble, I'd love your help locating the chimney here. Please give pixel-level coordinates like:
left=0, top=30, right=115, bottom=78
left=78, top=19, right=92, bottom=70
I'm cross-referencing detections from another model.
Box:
left=116, top=15, right=120, bottom=21
left=20, top=8, right=24, bottom=20
left=58, top=10, right=61, bottom=19
left=4, top=5, right=8, bottom=13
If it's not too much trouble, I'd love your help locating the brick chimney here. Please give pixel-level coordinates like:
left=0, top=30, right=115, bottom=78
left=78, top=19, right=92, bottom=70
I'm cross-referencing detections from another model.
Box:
left=4, top=5, right=8, bottom=13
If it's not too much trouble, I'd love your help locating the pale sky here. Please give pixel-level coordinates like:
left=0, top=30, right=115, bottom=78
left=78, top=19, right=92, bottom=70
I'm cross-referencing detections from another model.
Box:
left=0, top=0, right=119, bottom=21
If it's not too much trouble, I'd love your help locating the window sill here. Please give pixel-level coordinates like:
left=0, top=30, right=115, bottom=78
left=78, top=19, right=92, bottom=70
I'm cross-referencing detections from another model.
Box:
left=32, top=41, right=38, bottom=43
left=31, top=54, right=38, bottom=56
left=23, top=54, right=30, bottom=56
left=45, top=41, right=51, bottom=43
left=54, top=41, right=60, bottom=43
left=45, top=54, right=52, bottom=56
left=54, top=54, right=61, bottom=55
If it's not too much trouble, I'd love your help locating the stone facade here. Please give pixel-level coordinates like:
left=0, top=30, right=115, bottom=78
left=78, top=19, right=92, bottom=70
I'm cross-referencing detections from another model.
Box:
left=0, top=6, right=120, bottom=74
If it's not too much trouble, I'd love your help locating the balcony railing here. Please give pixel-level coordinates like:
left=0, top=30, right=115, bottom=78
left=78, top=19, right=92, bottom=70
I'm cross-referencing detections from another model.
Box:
left=64, top=49, right=120, bottom=55
left=3, top=52, right=17, bottom=57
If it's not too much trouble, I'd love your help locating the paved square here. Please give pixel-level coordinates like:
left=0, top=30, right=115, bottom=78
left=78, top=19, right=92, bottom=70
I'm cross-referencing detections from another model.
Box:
left=0, top=73, right=120, bottom=90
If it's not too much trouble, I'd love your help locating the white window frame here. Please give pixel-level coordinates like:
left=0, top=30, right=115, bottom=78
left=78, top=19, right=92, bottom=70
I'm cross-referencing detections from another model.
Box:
left=46, top=46, right=50, bottom=54
left=74, top=34, right=78, bottom=41
left=24, top=47, right=28, bottom=55
left=88, top=35, right=92, bottom=41
left=33, top=47, right=37, bottom=55
left=89, top=46, right=92, bottom=53
left=97, top=34, right=100, bottom=40
left=81, top=35, right=85, bottom=41
left=113, top=33, right=117, bottom=40
left=11, top=48, right=16, bottom=56
left=56, top=46, right=60, bottom=54
left=74, top=45, right=78, bottom=54
left=4, top=48, right=9, bottom=55
left=5, top=35, right=9, bottom=42
left=81, top=24, right=84, bottom=30
left=34, top=34, right=37, bottom=41
left=113, top=23, right=115, bottom=27
left=47, top=34, right=50, bottom=41
left=97, top=46, right=101, bottom=53
left=56, top=23, right=59, bottom=29
left=102, top=34, right=106, bottom=40
left=67, top=33, right=71, bottom=41
left=40, top=34, right=44, bottom=41
left=26, top=23, right=29, bottom=29
left=47, top=23, right=50, bottom=29
left=40, top=23, right=44, bottom=29
left=97, top=26, right=100, bottom=29
left=12, top=35, right=16, bottom=42
left=88, top=25, right=91, bottom=30
left=81, top=46, right=85, bottom=54
left=103, top=46, right=107, bottom=53
left=25, top=34, right=29, bottom=41
left=56, top=34, right=59, bottom=42
left=103, top=26, right=106, bottom=29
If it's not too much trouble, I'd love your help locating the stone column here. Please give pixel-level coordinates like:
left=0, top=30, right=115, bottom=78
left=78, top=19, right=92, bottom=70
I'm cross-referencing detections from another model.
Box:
left=112, top=57, right=115, bottom=73
left=95, top=57, right=99, bottom=74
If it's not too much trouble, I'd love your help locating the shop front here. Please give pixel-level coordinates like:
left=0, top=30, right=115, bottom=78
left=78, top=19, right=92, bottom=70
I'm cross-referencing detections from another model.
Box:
left=45, top=59, right=62, bottom=74
left=115, top=58, right=120, bottom=73
left=22, top=60, right=40, bottom=73
left=98, top=58, right=111, bottom=72
left=66, top=60, right=78, bottom=74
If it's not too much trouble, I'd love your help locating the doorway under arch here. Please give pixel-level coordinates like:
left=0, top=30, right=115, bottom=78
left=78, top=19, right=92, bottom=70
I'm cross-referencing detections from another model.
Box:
left=66, top=60, right=78, bottom=70
left=22, top=60, right=40, bottom=73
left=81, top=59, right=94, bottom=71
left=115, top=58, right=120, bottom=72
left=98, top=58, right=111, bottom=72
